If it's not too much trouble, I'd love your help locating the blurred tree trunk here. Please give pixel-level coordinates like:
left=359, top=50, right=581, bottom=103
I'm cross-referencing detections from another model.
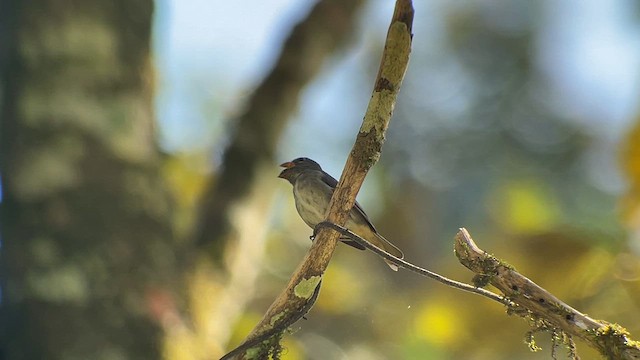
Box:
left=0, top=1, right=182, bottom=359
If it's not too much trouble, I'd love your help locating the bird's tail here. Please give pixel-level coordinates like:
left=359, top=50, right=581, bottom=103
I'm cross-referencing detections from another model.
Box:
left=372, top=232, right=404, bottom=271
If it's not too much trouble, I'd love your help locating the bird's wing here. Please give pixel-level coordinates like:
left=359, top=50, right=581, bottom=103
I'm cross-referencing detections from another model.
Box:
left=319, top=170, right=339, bottom=188
left=319, top=170, right=378, bottom=234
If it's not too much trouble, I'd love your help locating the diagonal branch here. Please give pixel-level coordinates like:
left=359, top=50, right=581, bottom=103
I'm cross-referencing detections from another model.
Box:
left=221, top=1, right=414, bottom=358
left=219, top=282, right=321, bottom=360
left=455, top=228, right=640, bottom=360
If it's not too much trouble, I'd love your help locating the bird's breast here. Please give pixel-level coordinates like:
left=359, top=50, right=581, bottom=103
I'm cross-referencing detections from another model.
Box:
left=293, top=175, right=331, bottom=228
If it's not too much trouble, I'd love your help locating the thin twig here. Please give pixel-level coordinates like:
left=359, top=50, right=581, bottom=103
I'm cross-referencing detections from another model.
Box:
left=314, top=221, right=509, bottom=306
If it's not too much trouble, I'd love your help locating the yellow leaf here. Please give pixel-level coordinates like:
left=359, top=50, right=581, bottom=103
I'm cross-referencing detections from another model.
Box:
left=317, top=264, right=368, bottom=313
left=620, top=117, right=640, bottom=228
left=414, top=300, right=464, bottom=346
left=163, top=153, right=210, bottom=208
left=489, top=179, right=560, bottom=233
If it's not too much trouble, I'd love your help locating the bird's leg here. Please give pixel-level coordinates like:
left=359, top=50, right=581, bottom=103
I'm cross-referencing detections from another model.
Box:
left=310, top=224, right=320, bottom=241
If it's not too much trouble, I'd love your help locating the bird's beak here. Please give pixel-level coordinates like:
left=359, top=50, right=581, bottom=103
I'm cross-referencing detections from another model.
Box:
left=278, top=161, right=294, bottom=179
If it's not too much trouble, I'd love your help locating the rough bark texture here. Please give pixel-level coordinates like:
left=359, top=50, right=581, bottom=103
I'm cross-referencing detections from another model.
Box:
left=0, top=1, right=181, bottom=359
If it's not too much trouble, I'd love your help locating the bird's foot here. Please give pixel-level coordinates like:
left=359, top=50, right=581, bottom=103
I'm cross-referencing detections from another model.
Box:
left=312, top=221, right=329, bottom=239
left=312, top=221, right=332, bottom=239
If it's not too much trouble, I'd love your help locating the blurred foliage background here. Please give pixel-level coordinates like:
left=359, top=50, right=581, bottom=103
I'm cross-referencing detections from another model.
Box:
left=2, top=0, right=640, bottom=359
left=157, top=0, right=640, bottom=359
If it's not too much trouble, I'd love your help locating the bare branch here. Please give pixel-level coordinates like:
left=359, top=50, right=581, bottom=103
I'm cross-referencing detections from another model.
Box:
left=455, top=228, right=640, bottom=360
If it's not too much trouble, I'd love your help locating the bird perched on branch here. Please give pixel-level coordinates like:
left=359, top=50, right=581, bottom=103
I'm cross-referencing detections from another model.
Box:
left=278, top=157, right=404, bottom=270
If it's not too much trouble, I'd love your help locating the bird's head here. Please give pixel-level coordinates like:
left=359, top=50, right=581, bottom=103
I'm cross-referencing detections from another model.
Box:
left=278, top=157, right=322, bottom=184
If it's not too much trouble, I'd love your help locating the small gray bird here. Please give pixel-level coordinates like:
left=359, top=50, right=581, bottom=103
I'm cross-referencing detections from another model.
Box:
left=278, top=157, right=404, bottom=270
